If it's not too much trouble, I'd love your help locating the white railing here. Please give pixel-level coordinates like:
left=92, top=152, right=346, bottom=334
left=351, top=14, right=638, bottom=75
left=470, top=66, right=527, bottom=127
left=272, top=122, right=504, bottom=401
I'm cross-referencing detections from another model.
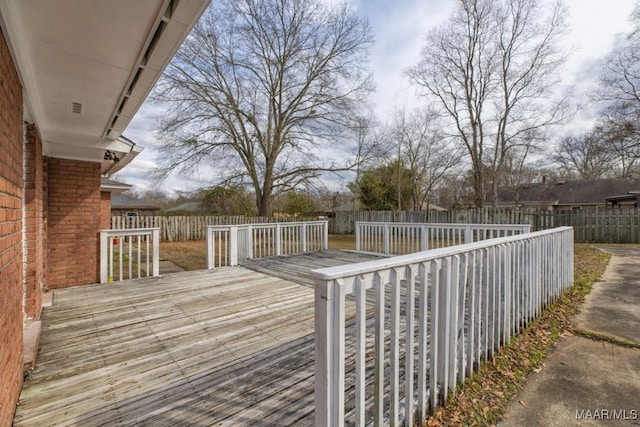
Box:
left=355, top=222, right=532, bottom=255
left=313, top=226, right=574, bottom=426
left=205, top=221, right=329, bottom=268
left=99, top=228, right=160, bottom=284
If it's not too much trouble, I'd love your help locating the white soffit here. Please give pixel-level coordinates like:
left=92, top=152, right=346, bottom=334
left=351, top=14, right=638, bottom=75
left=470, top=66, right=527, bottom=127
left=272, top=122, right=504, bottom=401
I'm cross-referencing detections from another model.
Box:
left=0, top=0, right=210, bottom=163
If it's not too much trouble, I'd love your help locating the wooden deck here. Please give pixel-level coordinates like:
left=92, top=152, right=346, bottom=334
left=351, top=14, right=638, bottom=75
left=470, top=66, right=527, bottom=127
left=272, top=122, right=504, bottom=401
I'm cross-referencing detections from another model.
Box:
left=14, top=250, right=382, bottom=426
left=241, top=249, right=387, bottom=287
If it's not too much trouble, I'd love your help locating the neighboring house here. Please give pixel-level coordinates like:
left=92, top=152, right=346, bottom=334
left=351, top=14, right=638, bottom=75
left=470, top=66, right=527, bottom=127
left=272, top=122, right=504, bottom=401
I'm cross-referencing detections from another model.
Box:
left=334, top=200, right=448, bottom=211
left=0, top=1, right=209, bottom=424
left=494, top=178, right=640, bottom=210
left=111, top=192, right=161, bottom=216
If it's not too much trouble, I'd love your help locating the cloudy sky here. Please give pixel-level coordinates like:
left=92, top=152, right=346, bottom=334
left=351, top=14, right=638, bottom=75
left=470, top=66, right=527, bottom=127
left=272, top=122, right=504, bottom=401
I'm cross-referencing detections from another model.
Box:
left=118, top=0, right=637, bottom=196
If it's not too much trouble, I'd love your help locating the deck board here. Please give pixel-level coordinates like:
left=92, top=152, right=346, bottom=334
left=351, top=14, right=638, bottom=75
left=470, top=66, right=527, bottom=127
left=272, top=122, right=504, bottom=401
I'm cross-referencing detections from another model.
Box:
left=15, top=250, right=385, bottom=426
left=241, top=249, right=387, bottom=287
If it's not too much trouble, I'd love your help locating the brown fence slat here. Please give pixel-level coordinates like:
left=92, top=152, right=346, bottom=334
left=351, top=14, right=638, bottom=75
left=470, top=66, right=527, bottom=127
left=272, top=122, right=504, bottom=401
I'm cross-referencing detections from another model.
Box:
left=112, top=207, right=640, bottom=243
left=327, top=207, right=640, bottom=243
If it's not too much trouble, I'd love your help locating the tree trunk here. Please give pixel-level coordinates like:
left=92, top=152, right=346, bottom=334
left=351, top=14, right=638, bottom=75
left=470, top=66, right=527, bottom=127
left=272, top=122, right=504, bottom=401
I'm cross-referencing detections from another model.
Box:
left=473, top=166, right=485, bottom=208
left=256, top=191, right=272, bottom=217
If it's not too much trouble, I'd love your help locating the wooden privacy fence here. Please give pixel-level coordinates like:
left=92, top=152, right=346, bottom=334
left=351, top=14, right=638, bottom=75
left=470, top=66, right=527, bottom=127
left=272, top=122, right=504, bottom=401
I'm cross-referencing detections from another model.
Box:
left=355, top=222, right=531, bottom=255
left=331, top=208, right=640, bottom=243
left=113, top=207, right=640, bottom=243
left=312, top=226, right=574, bottom=426
left=329, top=209, right=538, bottom=234
left=206, top=221, right=329, bottom=268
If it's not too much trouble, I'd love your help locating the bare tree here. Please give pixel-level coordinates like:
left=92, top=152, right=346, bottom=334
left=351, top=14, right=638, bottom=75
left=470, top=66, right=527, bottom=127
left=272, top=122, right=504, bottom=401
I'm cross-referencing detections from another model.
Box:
left=552, top=132, right=614, bottom=179
left=348, top=109, right=388, bottom=181
left=407, top=0, right=568, bottom=207
left=153, top=0, right=374, bottom=215
left=389, top=107, right=462, bottom=210
left=592, top=3, right=640, bottom=178
left=500, top=153, right=550, bottom=204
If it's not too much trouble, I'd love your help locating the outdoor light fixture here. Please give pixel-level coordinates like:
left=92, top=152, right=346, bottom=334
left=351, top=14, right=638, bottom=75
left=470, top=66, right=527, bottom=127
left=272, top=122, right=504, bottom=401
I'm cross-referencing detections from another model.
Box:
left=103, top=150, right=120, bottom=163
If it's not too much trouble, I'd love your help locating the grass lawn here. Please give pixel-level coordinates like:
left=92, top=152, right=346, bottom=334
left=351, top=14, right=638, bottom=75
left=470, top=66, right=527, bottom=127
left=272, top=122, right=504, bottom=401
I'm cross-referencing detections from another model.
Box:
left=159, top=241, right=209, bottom=271
left=160, top=234, right=357, bottom=271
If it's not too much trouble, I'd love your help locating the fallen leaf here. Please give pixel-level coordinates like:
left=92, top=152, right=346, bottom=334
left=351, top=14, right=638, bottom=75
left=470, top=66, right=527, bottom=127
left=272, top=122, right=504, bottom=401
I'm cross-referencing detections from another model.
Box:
left=519, top=400, right=528, bottom=408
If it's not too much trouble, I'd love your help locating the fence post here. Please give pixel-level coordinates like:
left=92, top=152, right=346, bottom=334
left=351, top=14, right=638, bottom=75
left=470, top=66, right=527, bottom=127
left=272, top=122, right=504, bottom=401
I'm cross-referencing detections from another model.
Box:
left=275, top=223, right=282, bottom=256
left=355, top=222, right=361, bottom=252
left=229, top=226, right=238, bottom=266
left=152, top=228, right=160, bottom=277
left=464, top=224, right=472, bottom=243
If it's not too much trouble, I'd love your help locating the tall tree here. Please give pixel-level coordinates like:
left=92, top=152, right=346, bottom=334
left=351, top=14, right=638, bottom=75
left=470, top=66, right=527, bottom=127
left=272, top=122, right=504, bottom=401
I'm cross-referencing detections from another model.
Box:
left=389, top=107, right=462, bottom=210
left=592, top=2, right=640, bottom=178
left=407, top=0, right=568, bottom=207
left=200, top=185, right=256, bottom=215
left=349, top=161, right=413, bottom=211
left=154, top=0, right=374, bottom=216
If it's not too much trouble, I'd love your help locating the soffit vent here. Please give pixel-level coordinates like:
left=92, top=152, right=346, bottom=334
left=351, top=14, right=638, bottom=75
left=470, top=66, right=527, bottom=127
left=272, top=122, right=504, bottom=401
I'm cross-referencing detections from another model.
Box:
left=71, top=102, right=83, bottom=114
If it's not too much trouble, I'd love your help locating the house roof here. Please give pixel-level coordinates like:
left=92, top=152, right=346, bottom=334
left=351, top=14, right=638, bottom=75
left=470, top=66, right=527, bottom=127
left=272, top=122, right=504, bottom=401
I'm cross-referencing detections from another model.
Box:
left=496, top=178, right=640, bottom=206
left=164, top=202, right=202, bottom=213
left=0, top=0, right=209, bottom=167
left=111, top=193, right=159, bottom=211
left=100, top=177, right=132, bottom=194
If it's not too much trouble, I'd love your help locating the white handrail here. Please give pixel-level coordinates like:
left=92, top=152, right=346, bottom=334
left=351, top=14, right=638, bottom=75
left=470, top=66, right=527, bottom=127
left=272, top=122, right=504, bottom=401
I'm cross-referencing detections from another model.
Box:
left=206, top=220, right=329, bottom=269
left=99, top=228, right=160, bottom=284
left=313, top=226, right=573, bottom=426
left=355, top=221, right=532, bottom=255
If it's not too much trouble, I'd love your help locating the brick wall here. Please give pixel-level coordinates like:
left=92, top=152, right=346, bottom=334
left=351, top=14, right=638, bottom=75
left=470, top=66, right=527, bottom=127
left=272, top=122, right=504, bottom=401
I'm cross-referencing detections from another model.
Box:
left=47, top=159, right=102, bottom=288
left=0, top=26, right=25, bottom=427
left=23, top=123, right=46, bottom=319
left=100, top=191, right=111, bottom=231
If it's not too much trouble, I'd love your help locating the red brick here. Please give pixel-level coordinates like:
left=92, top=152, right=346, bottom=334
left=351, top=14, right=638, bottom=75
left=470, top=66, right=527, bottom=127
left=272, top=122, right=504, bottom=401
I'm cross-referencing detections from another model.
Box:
left=47, top=158, right=102, bottom=289
left=0, top=25, right=24, bottom=426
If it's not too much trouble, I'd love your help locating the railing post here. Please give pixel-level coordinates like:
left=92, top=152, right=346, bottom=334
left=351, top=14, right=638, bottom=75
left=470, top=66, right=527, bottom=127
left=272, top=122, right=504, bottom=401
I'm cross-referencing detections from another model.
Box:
left=355, top=222, right=361, bottom=252
left=229, top=226, right=238, bottom=266
left=301, top=222, right=307, bottom=252
left=275, top=223, right=282, bottom=256
left=464, top=224, right=472, bottom=243
left=100, top=230, right=108, bottom=284
left=315, top=277, right=335, bottom=427
left=206, top=226, right=213, bottom=269
left=323, top=220, right=329, bottom=250
left=246, top=225, right=253, bottom=259
left=152, top=228, right=160, bottom=277
left=384, top=223, right=390, bottom=254
left=421, top=224, right=428, bottom=251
